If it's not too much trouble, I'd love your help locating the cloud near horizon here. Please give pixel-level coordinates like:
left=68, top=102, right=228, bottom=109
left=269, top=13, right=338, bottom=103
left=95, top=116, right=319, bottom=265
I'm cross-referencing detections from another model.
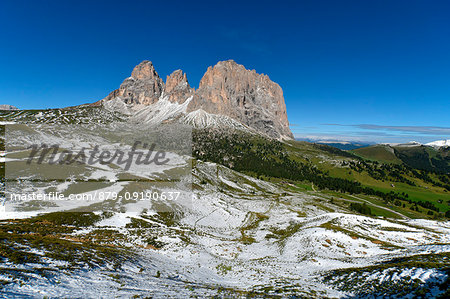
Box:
left=324, top=124, right=450, bottom=135
left=291, top=123, right=450, bottom=143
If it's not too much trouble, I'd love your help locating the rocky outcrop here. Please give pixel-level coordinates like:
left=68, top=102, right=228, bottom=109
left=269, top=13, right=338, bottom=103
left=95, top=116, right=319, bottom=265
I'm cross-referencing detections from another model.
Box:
left=187, top=60, right=292, bottom=139
left=165, top=70, right=194, bottom=104
left=102, top=61, right=164, bottom=105
left=100, top=60, right=293, bottom=139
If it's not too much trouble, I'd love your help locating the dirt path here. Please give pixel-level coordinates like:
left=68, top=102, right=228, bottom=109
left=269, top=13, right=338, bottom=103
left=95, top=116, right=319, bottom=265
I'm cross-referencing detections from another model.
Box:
left=346, top=194, right=410, bottom=220
left=308, top=181, right=408, bottom=219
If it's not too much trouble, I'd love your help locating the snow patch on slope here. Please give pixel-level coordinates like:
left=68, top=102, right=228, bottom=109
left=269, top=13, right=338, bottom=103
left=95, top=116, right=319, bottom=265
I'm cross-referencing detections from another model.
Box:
left=426, top=139, right=450, bottom=148
left=182, top=109, right=249, bottom=130
left=130, top=95, right=192, bottom=125
left=103, top=95, right=256, bottom=133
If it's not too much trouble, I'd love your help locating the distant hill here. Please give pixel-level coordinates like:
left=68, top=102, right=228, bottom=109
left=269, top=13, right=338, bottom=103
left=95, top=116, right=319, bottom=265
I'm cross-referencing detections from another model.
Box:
left=353, top=143, right=450, bottom=173
left=295, top=139, right=372, bottom=150
left=316, top=142, right=371, bottom=150
left=0, top=104, right=18, bottom=110
left=352, top=145, right=402, bottom=163
left=426, top=139, right=450, bottom=148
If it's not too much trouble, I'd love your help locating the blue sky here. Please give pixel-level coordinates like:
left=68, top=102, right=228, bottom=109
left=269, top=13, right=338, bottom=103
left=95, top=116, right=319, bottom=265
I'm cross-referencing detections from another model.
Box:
left=0, top=0, right=449, bottom=143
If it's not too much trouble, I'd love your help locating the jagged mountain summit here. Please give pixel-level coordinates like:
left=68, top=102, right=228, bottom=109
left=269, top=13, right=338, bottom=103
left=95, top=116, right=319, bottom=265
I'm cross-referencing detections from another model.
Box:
left=383, top=140, right=450, bottom=149
left=426, top=139, right=450, bottom=148
left=0, top=104, right=18, bottom=110
left=97, top=60, right=293, bottom=139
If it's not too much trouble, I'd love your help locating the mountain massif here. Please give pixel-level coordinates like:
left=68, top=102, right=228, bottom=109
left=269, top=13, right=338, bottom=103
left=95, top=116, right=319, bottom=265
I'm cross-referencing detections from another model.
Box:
left=97, top=60, right=293, bottom=139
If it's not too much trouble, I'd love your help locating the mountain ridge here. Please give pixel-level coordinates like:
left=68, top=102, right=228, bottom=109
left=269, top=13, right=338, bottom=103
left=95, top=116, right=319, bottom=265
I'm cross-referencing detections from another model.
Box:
left=0, top=104, right=18, bottom=110
left=352, top=143, right=450, bottom=173
left=426, top=139, right=450, bottom=148
left=97, top=60, right=293, bottom=140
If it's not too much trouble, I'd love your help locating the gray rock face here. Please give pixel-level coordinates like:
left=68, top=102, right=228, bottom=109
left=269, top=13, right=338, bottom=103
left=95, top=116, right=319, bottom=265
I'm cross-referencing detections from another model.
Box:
left=187, top=60, right=293, bottom=139
left=0, top=105, right=18, bottom=110
left=165, top=70, right=194, bottom=104
left=102, top=61, right=165, bottom=105
left=100, top=60, right=293, bottom=139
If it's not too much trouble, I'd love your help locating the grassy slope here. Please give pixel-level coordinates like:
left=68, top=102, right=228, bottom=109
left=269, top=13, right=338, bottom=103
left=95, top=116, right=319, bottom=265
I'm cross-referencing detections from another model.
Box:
left=353, top=144, right=450, bottom=173
left=194, top=129, right=449, bottom=219
left=352, top=145, right=402, bottom=164
left=277, top=139, right=449, bottom=217
left=324, top=164, right=449, bottom=210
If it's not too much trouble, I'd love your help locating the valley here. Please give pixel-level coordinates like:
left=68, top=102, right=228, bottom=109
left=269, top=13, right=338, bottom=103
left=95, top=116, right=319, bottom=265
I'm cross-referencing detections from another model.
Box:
left=0, top=105, right=449, bottom=298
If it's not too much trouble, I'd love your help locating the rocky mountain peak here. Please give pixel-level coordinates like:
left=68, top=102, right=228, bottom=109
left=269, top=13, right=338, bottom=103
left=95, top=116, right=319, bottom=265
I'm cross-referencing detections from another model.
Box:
left=166, top=70, right=189, bottom=91
left=131, top=60, right=158, bottom=80
left=189, top=60, right=293, bottom=139
left=102, top=61, right=164, bottom=105
left=165, top=70, right=193, bottom=103
left=198, top=60, right=249, bottom=88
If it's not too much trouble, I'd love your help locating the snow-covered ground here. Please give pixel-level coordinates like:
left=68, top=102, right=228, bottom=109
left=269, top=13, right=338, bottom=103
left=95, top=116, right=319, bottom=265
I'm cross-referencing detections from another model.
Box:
left=1, top=160, right=449, bottom=297
left=426, top=139, right=450, bottom=148
left=1, top=112, right=449, bottom=298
